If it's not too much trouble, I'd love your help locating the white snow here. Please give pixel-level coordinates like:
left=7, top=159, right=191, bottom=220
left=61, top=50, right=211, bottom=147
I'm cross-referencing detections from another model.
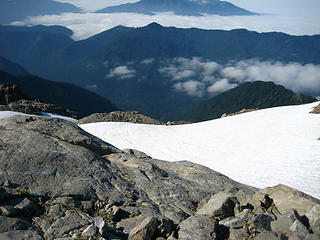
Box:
left=0, top=111, right=29, bottom=119
left=80, top=102, right=320, bottom=199
left=0, top=111, right=76, bottom=123
left=41, top=112, right=77, bottom=123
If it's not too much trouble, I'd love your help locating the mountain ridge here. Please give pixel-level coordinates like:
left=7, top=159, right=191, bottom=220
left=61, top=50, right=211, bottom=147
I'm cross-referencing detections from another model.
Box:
left=1, top=23, right=319, bottom=120
left=0, top=70, right=118, bottom=117
left=0, top=0, right=81, bottom=25
left=184, top=81, right=317, bottom=122
left=96, top=0, right=256, bottom=16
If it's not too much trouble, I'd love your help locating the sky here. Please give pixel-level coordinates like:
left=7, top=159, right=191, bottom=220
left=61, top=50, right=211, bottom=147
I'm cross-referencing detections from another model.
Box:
left=13, top=0, right=320, bottom=40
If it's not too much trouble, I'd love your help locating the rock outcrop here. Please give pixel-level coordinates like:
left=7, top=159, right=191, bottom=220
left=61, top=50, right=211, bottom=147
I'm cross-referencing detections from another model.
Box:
left=311, top=103, right=320, bottom=114
left=0, top=82, right=78, bottom=119
left=0, top=99, right=78, bottom=119
left=0, top=115, right=319, bottom=239
left=0, top=82, right=30, bottom=105
left=77, top=111, right=163, bottom=125
left=221, top=108, right=259, bottom=118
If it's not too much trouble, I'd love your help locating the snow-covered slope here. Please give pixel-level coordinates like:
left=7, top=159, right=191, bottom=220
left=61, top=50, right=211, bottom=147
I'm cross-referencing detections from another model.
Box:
left=80, top=102, right=320, bottom=199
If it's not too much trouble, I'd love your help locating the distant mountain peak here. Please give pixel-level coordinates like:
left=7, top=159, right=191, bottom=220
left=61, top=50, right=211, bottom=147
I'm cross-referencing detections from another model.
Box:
left=145, top=22, right=164, bottom=28
left=96, top=0, right=256, bottom=16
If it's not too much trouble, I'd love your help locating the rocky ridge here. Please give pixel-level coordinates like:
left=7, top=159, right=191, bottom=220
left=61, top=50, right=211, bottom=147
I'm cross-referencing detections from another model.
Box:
left=0, top=99, right=78, bottom=119
left=0, top=82, right=30, bottom=105
left=77, top=111, right=163, bottom=125
left=221, top=108, right=259, bottom=118
left=0, top=114, right=319, bottom=239
left=0, top=82, right=78, bottom=119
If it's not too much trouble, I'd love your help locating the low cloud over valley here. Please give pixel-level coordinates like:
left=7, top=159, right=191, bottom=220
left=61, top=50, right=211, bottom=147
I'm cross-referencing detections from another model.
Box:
left=159, top=58, right=320, bottom=97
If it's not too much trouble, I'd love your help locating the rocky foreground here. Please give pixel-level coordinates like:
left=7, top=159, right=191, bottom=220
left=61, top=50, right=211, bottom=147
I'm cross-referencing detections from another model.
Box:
left=0, top=115, right=319, bottom=240
left=0, top=82, right=78, bottom=119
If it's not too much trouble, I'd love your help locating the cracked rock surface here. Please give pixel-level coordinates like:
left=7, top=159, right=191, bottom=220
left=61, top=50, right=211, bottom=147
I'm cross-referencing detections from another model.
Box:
left=0, top=115, right=319, bottom=239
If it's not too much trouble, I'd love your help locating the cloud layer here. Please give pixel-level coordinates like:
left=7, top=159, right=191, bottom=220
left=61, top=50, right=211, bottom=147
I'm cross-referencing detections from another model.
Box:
left=159, top=58, right=320, bottom=97
left=12, top=11, right=320, bottom=40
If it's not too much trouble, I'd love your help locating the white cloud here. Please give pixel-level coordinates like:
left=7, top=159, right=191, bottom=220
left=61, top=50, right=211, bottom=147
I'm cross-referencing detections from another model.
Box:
left=159, top=57, right=220, bottom=84
left=220, top=67, right=246, bottom=82
left=56, top=0, right=139, bottom=12
left=12, top=10, right=320, bottom=41
left=207, top=79, right=238, bottom=94
left=107, top=65, right=136, bottom=79
left=160, top=58, right=320, bottom=96
left=230, top=60, right=320, bottom=95
left=140, top=58, right=154, bottom=65
left=173, top=80, right=205, bottom=97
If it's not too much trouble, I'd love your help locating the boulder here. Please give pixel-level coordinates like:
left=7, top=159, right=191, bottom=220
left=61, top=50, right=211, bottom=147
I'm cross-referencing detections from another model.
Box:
left=311, top=103, right=320, bottom=114
left=0, top=115, right=127, bottom=201
left=219, top=209, right=255, bottom=229
left=254, top=230, right=279, bottom=240
left=196, top=192, right=239, bottom=219
left=0, top=230, right=43, bottom=240
left=251, top=185, right=320, bottom=230
left=81, top=224, right=97, bottom=237
left=44, top=210, right=92, bottom=239
left=0, top=216, right=34, bottom=233
left=178, top=214, right=218, bottom=240
left=128, top=216, right=159, bottom=240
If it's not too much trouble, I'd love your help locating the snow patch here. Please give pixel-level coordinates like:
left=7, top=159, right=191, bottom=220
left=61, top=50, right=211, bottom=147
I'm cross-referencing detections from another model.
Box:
left=80, top=102, right=320, bottom=199
left=0, top=111, right=76, bottom=123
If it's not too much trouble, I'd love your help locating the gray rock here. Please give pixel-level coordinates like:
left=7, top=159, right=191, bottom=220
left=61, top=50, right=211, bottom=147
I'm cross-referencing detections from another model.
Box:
left=228, top=228, right=244, bottom=240
left=254, top=230, right=279, bottom=240
left=0, top=116, right=129, bottom=201
left=305, top=205, right=320, bottom=235
left=128, top=216, right=159, bottom=240
left=0, top=216, right=34, bottom=233
left=99, top=221, right=113, bottom=238
left=250, top=184, right=320, bottom=231
left=108, top=206, right=131, bottom=222
left=0, top=82, right=30, bottom=105
left=271, top=210, right=304, bottom=235
left=3, top=113, right=317, bottom=240
left=289, top=220, right=310, bottom=239
left=44, top=210, right=92, bottom=239
left=51, top=197, right=94, bottom=213
left=196, top=191, right=239, bottom=219
left=82, top=224, right=97, bottom=237
left=33, top=217, right=51, bottom=233
left=0, top=230, right=43, bottom=240
left=0, top=204, right=18, bottom=216
left=123, top=148, right=151, bottom=159
left=117, top=215, right=147, bottom=235
left=47, top=204, right=68, bottom=220
left=178, top=214, right=217, bottom=240
left=94, top=216, right=105, bottom=228
left=220, top=209, right=254, bottom=229
left=306, top=234, right=320, bottom=240
left=250, top=214, right=273, bottom=232
left=0, top=99, right=79, bottom=119
left=77, top=111, right=163, bottom=125
left=0, top=197, right=38, bottom=217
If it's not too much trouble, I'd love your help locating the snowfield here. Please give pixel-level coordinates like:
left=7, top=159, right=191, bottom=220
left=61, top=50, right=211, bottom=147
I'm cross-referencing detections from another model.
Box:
left=80, top=102, right=320, bottom=199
